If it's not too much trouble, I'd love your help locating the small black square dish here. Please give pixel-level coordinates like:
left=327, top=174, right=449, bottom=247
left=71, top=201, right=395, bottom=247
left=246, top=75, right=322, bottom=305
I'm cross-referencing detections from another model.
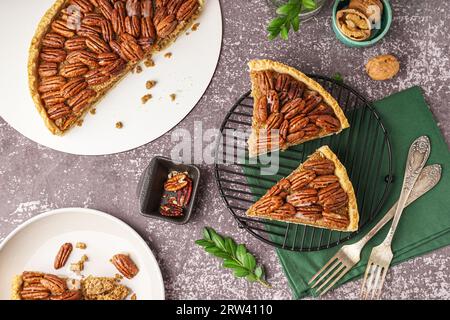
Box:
left=137, top=156, right=200, bottom=224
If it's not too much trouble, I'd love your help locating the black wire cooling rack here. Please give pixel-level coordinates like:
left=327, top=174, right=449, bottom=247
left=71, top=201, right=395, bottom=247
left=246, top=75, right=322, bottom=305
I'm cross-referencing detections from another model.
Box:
left=214, top=75, right=394, bottom=252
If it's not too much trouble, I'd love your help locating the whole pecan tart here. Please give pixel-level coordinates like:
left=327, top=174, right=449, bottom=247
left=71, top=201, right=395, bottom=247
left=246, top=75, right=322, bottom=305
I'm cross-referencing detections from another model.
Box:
left=246, top=145, right=359, bottom=232
left=247, top=59, right=350, bottom=157
left=28, top=0, right=204, bottom=135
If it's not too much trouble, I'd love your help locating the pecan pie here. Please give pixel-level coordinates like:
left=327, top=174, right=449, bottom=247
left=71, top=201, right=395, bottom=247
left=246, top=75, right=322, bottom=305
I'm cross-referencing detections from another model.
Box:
left=246, top=145, right=359, bottom=231
left=28, top=0, right=204, bottom=135
left=247, top=60, right=350, bottom=157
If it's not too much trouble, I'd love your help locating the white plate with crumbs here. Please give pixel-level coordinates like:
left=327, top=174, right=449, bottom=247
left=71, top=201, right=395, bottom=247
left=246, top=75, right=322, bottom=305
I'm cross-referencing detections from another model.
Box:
left=0, top=208, right=165, bottom=300
left=0, top=0, right=222, bottom=155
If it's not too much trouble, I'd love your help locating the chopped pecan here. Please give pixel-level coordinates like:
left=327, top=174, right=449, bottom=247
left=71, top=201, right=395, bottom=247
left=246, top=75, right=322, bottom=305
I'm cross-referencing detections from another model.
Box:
left=111, top=254, right=139, bottom=279
left=253, top=195, right=284, bottom=214
left=286, top=188, right=318, bottom=207
left=176, top=0, right=199, bottom=21
left=303, top=158, right=335, bottom=175
left=288, top=170, right=316, bottom=191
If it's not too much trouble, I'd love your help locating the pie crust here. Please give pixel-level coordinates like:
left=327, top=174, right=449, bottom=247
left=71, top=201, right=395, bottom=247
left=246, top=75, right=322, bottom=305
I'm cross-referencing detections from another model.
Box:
left=246, top=145, right=359, bottom=232
left=28, top=0, right=204, bottom=135
left=247, top=59, right=350, bottom=157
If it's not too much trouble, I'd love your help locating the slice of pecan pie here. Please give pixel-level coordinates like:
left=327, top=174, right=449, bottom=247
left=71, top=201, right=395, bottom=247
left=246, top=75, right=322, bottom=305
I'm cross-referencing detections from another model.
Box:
left=28, top=0, right=204, bottom=135
left=247, top=59, right=350, bottom=157
left=246, top=145, right=359, bottom=231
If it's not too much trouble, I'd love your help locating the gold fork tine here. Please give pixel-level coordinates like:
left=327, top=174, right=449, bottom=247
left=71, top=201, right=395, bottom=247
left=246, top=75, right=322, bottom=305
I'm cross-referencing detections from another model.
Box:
left=316, top=263, right=346, bottom=293
left=317, top=265, right=349, bottom=296
left=309, top=258, right=340, bottom=289
left=308, top=256, right=338, bottom=285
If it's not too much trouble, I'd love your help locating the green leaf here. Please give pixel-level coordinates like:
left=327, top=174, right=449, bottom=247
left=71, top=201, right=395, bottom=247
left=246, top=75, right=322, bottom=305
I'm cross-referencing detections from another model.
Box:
left=224, top=238, right=237, bottom=257
left=291, top=15, right=300, bottom=32
left=246, top=274, right=258, bottom=282
left=195, top=239, right=211, bottom=247
left=302, top=0, right=317, bottom=10
left=212, top=251, right=232, bottom=259
left=280, top=26, right=289, bottom=40
left=276, top=3, right=294, bottom=15
left=223, top=260, right=242, bottom=269
left=244, top=253, right=257, bottom=271
left=268, top=17, right=286, bottom=30
left=254, top=266, right=264, bottom=279
left=236, top=244, right=247, bottom=264
left=211, top=232, right=226, bottom=251
left=233, top=267, right=250, bottom=278
left=203, top=228, right=212, bottom=241
left=205, top=246, right=221, bottom=255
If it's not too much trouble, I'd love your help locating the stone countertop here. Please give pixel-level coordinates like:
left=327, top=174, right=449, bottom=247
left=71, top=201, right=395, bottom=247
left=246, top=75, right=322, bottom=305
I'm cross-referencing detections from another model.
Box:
left=0, top=0, right=449, bottom=299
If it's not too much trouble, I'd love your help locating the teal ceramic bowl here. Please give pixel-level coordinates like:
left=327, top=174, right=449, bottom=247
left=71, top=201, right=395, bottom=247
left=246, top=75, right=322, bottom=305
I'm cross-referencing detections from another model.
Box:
left=332, top=0, right=392, bottom=47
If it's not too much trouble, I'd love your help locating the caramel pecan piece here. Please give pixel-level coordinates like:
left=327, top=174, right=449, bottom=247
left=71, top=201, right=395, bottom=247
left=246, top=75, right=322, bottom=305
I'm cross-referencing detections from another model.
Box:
left=86, top=34, right=111, bottom=54
left=98, top=0, right=114, bottom=20
left=153, top=6, right=168, bottom=26
left=280, top=98, right=304, bottom=120
left=266, top=90, right=280, bottom=113
left=177, top=0, right=199, bottom=21
left=141, top=0, right=154, bottom=18
left=60, top=62, right=89, bottom=78
left=125, top=15, right=141, bottom=38
left=20, top=284, right=50, bottom=300
left=309, top=175, right=339, bottom=189
left=40, top=274, right=67, bottom=295
left=38, top=76, right=67, bottom=94
left=42, top=33, right=65, bottom=48
left=38, top=62, right=58, bottom=77
left=40, top=48, right=67, bottom=63
left=287, top=188, right=318, bottom=207
left=61, top=77, right=88, bottom=99
left=256, top=71, right=275, bottom=92
left=272, top=203, right=296, bottom=217
left=68, top=89, right=97, bottom=113
left=50, top=290, right=82, bottom=301
left=65, top=36, right=88, bottom=51
left=109, top=40, right=128, bottom=61
left=303, top=158, right=335, bottom=175
left=265, top=178, right=291, bottom=198
left=51, top=20, right=75, bottom=38
left=85, top=67, right=110, bottom=86
left=70, top=0, right=94, bottom=13
left=266, top=112, right=284, bottom=130
left=256, top=96, right=268, bottom=123
left=47, top=104, right=72, bottom=120
left=288, top=115, right=309, bottom=133
left=254, top=195, right=284, bottom=214
left=288, top=170, right=316, bottom=191
left=22, top=271, right=44, bottom=284
left=315, top=115, right=341, bottom=132
left=168, top=0, right=184, bottom=15
left=54, top=242, right=73, bottom=269
left=42, top=90, right=66, bottom=107
left=111, top=254, right=139, bottom=279
left=286, top=131, right=305, bottom=144
left=156, top=14, right=178, bottom=38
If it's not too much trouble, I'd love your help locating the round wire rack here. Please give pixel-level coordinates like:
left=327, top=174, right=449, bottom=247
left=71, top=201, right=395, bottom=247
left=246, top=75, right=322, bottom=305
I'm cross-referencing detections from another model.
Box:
left=214, top=75, right=394, bottom=252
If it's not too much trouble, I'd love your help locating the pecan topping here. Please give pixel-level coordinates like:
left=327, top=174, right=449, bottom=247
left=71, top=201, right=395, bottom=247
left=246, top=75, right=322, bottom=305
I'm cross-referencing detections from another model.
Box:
left=280, top=98, right=304, bottom=120
left=67, top=89, right=97, bottom=113
left=22, top=271, right=44, bottom=284
left=61, top=77, right=88, bottom=99
left=295, top=205, right=323, bottom=221
left=50, top=290, right=82, bottom=300
left=101, top=58, right=126, bottom=76
left=153, top=6, right=168, bottom=26
left=141, top=16, right=156, bottom=40
left=125, top=15, right=141, bottom=38
left=303, top=158, right=335, bottom=175
left=82, top=12, right=105, bottom=27
left=98, top=0, right=114, bottom=20
left=42, top=90, right=66, bottom=107
left=38, top=62, right=58, bottom=77
left=315, top=115, right=341, bottom=132
left=288, top=115, right=309, bottom=133
left=289, top=170, right=316, bottom=191
left=60, top=62, right=89, bottom=78
left=288, top=81, right=305, bottom=100
left=156, top=14, right=178, bottom=38
left=303, top=123, right=321, bottom=138
left=302, top=94, right=322, bottom=114
left=112, top=6, right=126, bottom=34
left=318, top=182, right=348, bottom=211
left=256, top=71, right=275, bottom=92
left=77, top=24, right=102, bottom=37
left=265, top=178, right=291, bottom=198
left=287, top=188, right=318, bottom=207
left=40, top=274, right=67, bottom=295
left=54, top=242, right=73, bottom=269
left=20, top=284, right=50, bottom=300
left=111, top=254, right=139, bottom=279
left=120, top=37, right=144, bottom=62
left=309, top=175, right=339, bottom=189
left=109, top=40, right=128, bottom=61
left=168, top=0, right=184, bottom=15
left=42, top=33, right=66, bottom=48
left=309, top=103, right=334, bottom=116
left=85, top=68, right=110, bottom=85
left=286, top=131, right=305, bottom=144
left=38, top=76, right=67, bottom=94
left=67, top=50, right=98, bottom=68
left=256, top=97, right=268, bottom=123
left=177, top=0, right=199, bottom=21
left=164, top=173, right=189, bottom=191
left=279, top=119, right=289, bottom=140
left=256, top=132, right=284, bottom=152
left=322, top=211, right=349, bottom=227
left=40, top=48, right=67, bottom=63
left=100, top=19, right=114, bottom=42
left=141, top=0, right=154, bottom=18
left=98, top=52, right=119, bottom=66
left=70, top=0, right=94, bottom=13
left=126, top=0, right=141, bottom=16
left=65, top=36, right=88, bottom=51
left=47, top=104, right=72, bottom=120
left=253, top=196, right=284, bottom=214
left=272, top=203, right=296, bottom=217
left=51, top=20, right=75, bottom=38
left=266, top=112, right=283, bottom=130
left=86, top=34, right=111, bottom=54
left=275, top=73, right=291, bottom=92
left=266, top=90, right=280, bottom=113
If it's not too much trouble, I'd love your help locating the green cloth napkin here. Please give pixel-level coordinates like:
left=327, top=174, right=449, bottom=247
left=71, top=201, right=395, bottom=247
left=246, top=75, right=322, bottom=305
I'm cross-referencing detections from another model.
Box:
left=243, top=86, right=450, bottom=299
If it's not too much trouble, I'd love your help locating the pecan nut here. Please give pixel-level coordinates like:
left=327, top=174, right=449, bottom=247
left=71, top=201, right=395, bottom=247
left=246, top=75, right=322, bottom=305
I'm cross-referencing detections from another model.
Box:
left=164, top=173, right=189, bottom=191
left=125, top=15, right=141, bottom=38
left=98, top=52, right=119, bottom=66
left=303, top=158, right=335, bottom=175
left=100, top=58, right=126, bottom=76
left=141, top=16, right=156, bottom=41
left=253, top=195, right=284, bottom=214
left=288, top=115, right=309, bottom=134
left=50, top=290, right=82, bottom=300
left=280, top=98, right=304, bottom=120
left=67, top=50, right=99, bottom=68
left=54, top=242, right=73, bottom=269
left=65, top=36, right=88, bottom=51
left=77, top=24, right=102, bottom=37
left=315, top=115, right=341, bottom=132
left=256, top=97, right=268, bottom=123
left=318, top=182, right=348, bottom=211
left=279, top=119, right=289, bottom=140
left=82, top=12, right=105, bottom=26
left=68, top=89, right=97, bottom=113
left=272, top=203, right=296, bottom=217
left=38, top=62, right=58, bottom=77
left=303, top=123, right=321, bottom=138
left=51, top=20, right=75, bottom=38
left=42, top=33, right=66, bottom=48
left=265, top=178, right=291, bottom=198
left=112, top=6, right=126, bottom=34
left=111, top=254, right=139, bottom=279
left=141, top=0, right=154, bottom=18
left=98, top=0, right=114, bottom=20
left=286, top=188, right=318, bottom=207
left=47, top=104, right=72, bottom=120
left=266, top=112, right=283, bottom=130
left=295, top=204, right=323, bottom=221
left=38, top=76, right=67, bottom=94
left=60, top=62, right=89, bottom=78
left=322, top=211, right=349, bottom=228
left=71, top=0, right=94, bottom=13
left=86, top=34, right=111, bottom=54
left=22, top=271, right=45, bottom=284
left=42, top=90, right=66, bottom=107
left=302, top=93, right=322, bottom=114
left=40, top=274, right=67, bottom=295
left=176, top=0, right=199, bottom=21
left=309, top=175, right=339, bottom=189
left=20, top=284, right=50, bottom=300
left=275, top=73, right=291, bottom=92
left=286, top=131, right=305, bottom=144
left=156, top=14, right=178, bottom=38
left=120, top=37, right=144, bottom=62
left=255, top=71, right=274, bottom=92
left=100, top=19, right=114, bottom=42
left=61, top=77, right=88, bottom=99
left=288, top=170, right=316, bottom=191
left=266, top=90, right=280, bottom=114
left=40, top=48, right=67, bottom=63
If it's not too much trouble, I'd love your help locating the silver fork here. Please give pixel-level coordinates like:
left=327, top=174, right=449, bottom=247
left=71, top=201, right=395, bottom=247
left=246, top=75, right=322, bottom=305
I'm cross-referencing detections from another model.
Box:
left=308, top=163, right=441, bottom=296
left=361, top=136, right=431, bottom=299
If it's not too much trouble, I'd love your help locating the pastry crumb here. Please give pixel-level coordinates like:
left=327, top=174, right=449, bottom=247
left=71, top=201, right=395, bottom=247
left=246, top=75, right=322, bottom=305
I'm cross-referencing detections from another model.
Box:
left=131, top=293, right=137, bottom=300
left=170, top=94, right=176, bottom=101
left=76, top=119, right=83, bottom=127
left=115, top=273, right=123, bottom=281
left=146, top=80, right=157, bottom=90
left=115, top=121, right=123, bottom=129
left=141, top=94, right=152, bottom=104
left=89, top=108, right=96, bottom=115
left=70, top=261, right=84, bottom=272
left=80, top=255, right=88, bottom=263
left=136, top=65, right=143, bottom=74
left=186, top=32, right=190, bottom=36
left=164, top=52, right=172, bottom=59
left=144, top=58, right=155, bottom=68
left=192, top=23, right=200, bottom=31
left=76, top=242, right=87, bottom=249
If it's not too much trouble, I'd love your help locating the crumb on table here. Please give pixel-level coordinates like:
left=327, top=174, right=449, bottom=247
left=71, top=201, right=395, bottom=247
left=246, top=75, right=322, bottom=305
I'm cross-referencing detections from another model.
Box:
left=76, top=119, right=83, bottom=127
left=136, top=65, right=143, bottom=74
left=141, top=94, right=152, bottom=104
left=192, top=23, right=200, bottom=31
left=170, top=94, right=176, bottom=101
left=115, top=122, right=123, bottom=129
left=76, top=242, right=87, bottom=249
left=89, top=108, right=96, bottom=115
left=146, top=80, right=157, bottom=90
left=164, top=52, right=172, bottom=59
left=131, top=293, right=137, bottom=300
left=144, top=58, right=155, bottom=68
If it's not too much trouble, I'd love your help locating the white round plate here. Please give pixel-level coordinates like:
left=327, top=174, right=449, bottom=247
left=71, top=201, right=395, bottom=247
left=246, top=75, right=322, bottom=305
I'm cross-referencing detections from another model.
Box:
left=0, top=208, right=165, bottom=300
left=0, top=0, right=222, bottom=155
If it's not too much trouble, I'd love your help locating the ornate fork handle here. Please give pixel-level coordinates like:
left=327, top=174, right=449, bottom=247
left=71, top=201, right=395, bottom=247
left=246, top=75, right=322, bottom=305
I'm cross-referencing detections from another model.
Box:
left=384, top=136, right=431, bottom=244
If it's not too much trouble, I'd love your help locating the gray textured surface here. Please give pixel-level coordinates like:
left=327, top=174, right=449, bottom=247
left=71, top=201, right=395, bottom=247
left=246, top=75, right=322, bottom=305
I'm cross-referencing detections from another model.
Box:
left=0, top=0, right=449, bottom=300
